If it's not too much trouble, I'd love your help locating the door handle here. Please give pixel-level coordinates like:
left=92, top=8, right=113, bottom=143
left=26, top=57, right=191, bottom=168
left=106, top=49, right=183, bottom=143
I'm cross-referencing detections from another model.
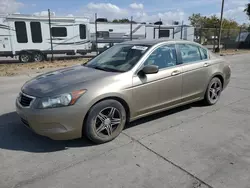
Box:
left=203, top=63, right=209, bottom=67
left=171, top=70, right=181, bottom=76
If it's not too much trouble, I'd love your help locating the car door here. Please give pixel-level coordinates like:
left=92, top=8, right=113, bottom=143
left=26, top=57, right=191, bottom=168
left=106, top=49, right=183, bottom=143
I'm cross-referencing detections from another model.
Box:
left=176, top=43, right=211, bottom=102
left=132, top=44, right=182, bottom=118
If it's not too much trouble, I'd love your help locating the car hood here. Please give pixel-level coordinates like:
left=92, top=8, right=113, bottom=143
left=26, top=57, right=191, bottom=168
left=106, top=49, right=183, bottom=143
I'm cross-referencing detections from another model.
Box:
left=21, top=65, right=115, bottom=97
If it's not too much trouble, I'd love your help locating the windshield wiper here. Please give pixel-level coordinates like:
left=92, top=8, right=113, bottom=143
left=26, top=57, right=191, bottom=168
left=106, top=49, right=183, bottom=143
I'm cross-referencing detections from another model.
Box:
left=88, top=65, right=124, bottom=73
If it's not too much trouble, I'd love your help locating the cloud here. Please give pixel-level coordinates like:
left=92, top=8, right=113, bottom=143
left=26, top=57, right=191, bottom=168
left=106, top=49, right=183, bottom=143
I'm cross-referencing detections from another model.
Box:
left=0, top=0, right=23, bottom=14
left=211, top=5, right=248, bottom=24
left=77, top=2, right=185, bottom=24
left=84, top=2, right=128, bottom=20
left=135, top=10, right=186, bottom=24
left=130, top=3, right=144, bottom=10
left=33, top=11, right=55, bottom=16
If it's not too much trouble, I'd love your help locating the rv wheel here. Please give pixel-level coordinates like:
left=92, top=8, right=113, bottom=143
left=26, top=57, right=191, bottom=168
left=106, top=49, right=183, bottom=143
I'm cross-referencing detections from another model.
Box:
left=33, top=52, right=45, bottom=62
left=19, top=53, right=32, bottom=63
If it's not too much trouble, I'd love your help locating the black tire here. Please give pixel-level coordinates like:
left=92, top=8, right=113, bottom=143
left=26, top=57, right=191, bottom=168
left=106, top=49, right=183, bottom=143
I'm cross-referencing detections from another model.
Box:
left=84, top=99, right=127, bottom=144
left=204, top=77, right=223, bottom=105
left=80, top=52, right=87, bottom=56
left=19, top=53, right=32, bottom=63
left=33, top=52, right=45, bottom=62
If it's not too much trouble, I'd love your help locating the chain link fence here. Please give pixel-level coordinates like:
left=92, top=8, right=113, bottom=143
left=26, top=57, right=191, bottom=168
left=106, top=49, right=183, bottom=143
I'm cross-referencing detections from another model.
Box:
left=194, top=27, right=250, bottom=51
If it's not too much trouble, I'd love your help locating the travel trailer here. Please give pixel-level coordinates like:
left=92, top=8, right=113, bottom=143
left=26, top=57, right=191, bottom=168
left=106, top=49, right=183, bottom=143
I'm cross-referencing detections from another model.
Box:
left=0, top=14, right=195, bottom=63
left=90, top=22, right=195, bottom=50
left=0, top=14, right=91, bottom=63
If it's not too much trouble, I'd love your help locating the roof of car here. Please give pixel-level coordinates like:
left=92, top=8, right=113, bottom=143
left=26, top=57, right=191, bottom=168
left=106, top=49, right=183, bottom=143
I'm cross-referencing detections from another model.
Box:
left=122, top=39, right=194, bottom=46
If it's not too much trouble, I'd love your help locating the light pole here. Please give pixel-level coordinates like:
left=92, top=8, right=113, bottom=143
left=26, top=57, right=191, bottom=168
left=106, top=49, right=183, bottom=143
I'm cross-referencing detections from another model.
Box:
left=217, top=0, right=225, bottom=53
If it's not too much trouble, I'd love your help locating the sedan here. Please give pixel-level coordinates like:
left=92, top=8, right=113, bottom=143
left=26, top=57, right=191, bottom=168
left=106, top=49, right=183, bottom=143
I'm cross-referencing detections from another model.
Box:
left=16, top=39, right=231, bottom=144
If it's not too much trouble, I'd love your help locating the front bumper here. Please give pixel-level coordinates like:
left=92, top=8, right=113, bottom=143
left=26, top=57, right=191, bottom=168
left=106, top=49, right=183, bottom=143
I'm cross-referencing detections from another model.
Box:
left=15, top=99, right=86, bottom=140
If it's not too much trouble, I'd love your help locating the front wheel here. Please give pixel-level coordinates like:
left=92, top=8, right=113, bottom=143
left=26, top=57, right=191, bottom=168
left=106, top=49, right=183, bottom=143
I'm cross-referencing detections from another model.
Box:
left=83, top=99, right=127, bottom=144
left=204, top=77, right=223, bottom=105
left=19, top=53, right=32, bottom=63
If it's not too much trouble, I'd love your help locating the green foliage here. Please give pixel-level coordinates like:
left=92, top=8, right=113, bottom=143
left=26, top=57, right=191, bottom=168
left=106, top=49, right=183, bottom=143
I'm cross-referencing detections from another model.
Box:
left=189, top=13, right=241, bottom=44
left=244, top=3, right=250, bottom=18
left=112, top=19, right=130, bottom=23
left=112, top=18, right=137, bottom=23
left=188, top=13, right=239, bottom=29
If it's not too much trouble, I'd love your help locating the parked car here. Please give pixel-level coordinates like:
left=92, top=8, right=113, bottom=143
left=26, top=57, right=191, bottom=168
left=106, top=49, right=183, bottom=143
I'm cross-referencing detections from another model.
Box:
left=16, top=39, right=231, bottom=144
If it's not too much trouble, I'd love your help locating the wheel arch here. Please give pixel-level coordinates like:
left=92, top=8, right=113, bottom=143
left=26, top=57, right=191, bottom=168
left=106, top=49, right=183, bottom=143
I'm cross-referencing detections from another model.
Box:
left=17, top=49, right=43, bottom=55
left=211, top=73, right=224, bottom=88
left=82, top=95, right=131, bottom=136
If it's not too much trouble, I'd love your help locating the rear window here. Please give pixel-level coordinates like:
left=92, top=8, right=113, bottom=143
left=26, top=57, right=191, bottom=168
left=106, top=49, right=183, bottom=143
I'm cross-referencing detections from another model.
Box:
left=79, top=24, right=86, bottom=39
left=159, top=30, right=170, bottom=38
left=51, top=27, right=67, bottom=37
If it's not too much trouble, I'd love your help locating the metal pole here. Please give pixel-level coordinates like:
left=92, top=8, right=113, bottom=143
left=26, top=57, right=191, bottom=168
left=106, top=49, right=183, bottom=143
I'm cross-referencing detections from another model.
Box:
left=180, top=20, right=184, bottom=39
left=95, top=13, right=98, bottom=54
left=217, top=0, right=225, bottom=52
left=213, top=27, right=216, bottom=52
left=238, top=26, right=242, bottom=49
left=48, top=9, right=53, bottom=62
left=158, top=19, right=160, bottom=38
left=130, top=16, right=133, bottom=40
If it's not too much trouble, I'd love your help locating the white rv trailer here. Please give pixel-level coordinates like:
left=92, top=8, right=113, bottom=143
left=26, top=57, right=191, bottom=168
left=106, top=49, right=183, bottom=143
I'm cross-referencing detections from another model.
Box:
left=0, top=14, right=92, bottom=63
left=0, top=14, right=195, bottom=62
left=89, top=22, right=195, bottom=49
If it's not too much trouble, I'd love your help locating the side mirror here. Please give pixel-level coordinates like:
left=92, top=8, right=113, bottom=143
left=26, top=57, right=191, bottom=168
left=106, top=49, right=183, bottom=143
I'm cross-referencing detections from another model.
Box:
left=141, top=65, right=159, bottom=74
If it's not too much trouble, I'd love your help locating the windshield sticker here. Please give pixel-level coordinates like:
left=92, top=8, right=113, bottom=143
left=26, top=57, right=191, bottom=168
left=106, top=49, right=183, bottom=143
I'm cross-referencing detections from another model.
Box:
left=132, top=46, right=148, bottom=51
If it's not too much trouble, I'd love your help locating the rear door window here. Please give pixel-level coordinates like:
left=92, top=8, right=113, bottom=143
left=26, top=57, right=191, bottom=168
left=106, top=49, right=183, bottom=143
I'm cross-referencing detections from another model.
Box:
left=177, top=44, right=202, bottom=63
left=199, top=47, right=208, bottom=60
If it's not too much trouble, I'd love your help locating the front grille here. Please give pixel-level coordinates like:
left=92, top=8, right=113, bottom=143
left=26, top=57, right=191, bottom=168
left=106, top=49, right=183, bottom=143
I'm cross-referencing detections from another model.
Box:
left=19, top=93, right=33, bottom=107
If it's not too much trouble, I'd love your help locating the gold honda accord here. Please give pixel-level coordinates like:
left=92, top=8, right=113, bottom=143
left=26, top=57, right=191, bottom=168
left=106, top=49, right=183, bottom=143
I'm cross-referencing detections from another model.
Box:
left=16, top=39, right=231, bottom=144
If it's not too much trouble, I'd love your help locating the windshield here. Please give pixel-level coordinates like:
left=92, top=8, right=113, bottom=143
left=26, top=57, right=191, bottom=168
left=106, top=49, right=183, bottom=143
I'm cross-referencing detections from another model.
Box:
left=84, top=44, right=150, bottom=72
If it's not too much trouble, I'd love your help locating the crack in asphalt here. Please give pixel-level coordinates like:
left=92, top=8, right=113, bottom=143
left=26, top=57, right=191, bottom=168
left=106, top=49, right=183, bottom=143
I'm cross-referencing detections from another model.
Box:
left=13, top=94, right=250, bottom=188
left=122, top=132, right=214, bottom=188
left=120, top=95, right=250, bottom=188
left=12, top=140, right=133, bottom=188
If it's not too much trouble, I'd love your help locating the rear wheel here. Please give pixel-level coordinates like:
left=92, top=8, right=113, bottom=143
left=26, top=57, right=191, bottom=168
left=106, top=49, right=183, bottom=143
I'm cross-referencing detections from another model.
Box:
left=19, top=53, right=32, bottom=63
left=33, top=52, right=45, bottom=62
left=204, top=77, right=223, bottom=105
left=84, top=99, right=126, bottom=144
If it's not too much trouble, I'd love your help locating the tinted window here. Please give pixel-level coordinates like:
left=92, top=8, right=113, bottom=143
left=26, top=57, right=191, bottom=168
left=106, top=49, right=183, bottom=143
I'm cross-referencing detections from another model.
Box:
left=178, top=44, right=202, bottom=63
left=15, top=21, right=28, bottom=43
left=51, top=27, right=67, bottom=37
left=199, top=47, right=208, bottom=60
left=30, top=22, right=42, bottom=43
left=159, top=30, right=170, bottom=38
left=79, top=24, right=86, bottom=39
left=144, top=44, right=177, bottom=69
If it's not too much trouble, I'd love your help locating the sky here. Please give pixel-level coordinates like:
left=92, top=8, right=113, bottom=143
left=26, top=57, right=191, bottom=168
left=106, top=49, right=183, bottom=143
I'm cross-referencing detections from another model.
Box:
left=0, top=0, right=249, bottom=24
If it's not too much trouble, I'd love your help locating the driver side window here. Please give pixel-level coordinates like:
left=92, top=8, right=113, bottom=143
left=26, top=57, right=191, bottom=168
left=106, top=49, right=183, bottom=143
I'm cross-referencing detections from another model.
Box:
left=144, top=44, right=177, bottom=69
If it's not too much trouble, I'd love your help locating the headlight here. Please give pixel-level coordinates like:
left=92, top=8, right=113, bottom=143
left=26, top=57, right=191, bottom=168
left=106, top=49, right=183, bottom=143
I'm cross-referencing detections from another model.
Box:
left=37, top=89, right=87, bottom=109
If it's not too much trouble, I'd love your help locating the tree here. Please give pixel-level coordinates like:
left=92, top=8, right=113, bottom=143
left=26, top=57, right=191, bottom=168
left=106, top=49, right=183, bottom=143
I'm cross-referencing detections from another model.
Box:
left=112, top=18, right=137, bottom=23
left=244, top=3, right=250, bottom=18
left=188, top=13, right=240, bottom=44
left=112, top=18, right=130, bottom=23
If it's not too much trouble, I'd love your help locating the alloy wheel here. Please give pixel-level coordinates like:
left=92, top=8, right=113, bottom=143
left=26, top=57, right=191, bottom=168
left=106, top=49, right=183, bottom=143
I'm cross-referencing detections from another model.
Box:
left=94, top=107, right=122, bottom=137
left=208, top=80, right=222, bottom=103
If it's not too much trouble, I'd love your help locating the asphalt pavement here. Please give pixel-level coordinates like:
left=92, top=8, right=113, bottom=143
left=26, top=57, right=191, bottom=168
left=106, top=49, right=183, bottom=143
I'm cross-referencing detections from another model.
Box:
left=1, top=53, right=250, bottom=188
